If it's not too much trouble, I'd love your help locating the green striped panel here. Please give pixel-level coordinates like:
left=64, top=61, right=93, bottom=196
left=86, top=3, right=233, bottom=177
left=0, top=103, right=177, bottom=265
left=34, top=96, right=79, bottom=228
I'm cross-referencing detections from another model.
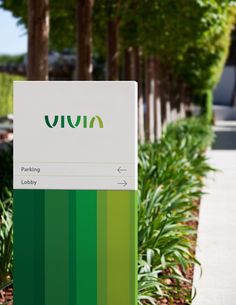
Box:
left=14, top=190, right=137, bottom=305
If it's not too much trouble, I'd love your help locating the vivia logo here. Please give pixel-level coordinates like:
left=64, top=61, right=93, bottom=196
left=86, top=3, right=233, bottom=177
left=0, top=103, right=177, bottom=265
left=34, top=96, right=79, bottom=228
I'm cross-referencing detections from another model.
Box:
left=44, top=115, right=104, bottom=129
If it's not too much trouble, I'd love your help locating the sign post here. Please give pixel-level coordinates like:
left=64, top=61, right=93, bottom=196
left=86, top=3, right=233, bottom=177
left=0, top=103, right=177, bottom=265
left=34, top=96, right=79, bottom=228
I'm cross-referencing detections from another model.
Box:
left=13, top=81, right=137, bottom=305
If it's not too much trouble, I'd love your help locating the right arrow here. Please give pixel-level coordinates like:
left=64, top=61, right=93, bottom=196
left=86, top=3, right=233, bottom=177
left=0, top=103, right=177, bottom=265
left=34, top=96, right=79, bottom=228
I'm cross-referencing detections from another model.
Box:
left=117, top=180, right=127, bottom=187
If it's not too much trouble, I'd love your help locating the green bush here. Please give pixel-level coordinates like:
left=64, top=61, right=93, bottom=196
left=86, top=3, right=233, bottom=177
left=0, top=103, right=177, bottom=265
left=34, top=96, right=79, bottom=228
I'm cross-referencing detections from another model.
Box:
left=138, top=117, right=214, bottom=304
left=0, top=73, right=25, bottom=116
left=0, top=141, right=13, bottom=195
left=0, top=189, right=13, bottom=286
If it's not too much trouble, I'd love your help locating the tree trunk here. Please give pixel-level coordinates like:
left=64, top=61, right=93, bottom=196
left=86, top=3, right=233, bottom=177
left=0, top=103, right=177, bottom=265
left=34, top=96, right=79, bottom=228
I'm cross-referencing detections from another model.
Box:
left=185, top=87, right=192, bottom=117
left=27, top=0, right=49, bottom=80
left=154, top=57, right=162, bottom=140
left=134, top=48, right=145, bottom=143
left=107, top=19, right=119, bottom=80
left=158, top=63, right=166, bottom=128
left=76, top=0, right=93, bottom=80
left=145, top=57, right=155, bottom=142
left=124, top=47, right=135, bottom=80
left=180, top=82, right=186, bottom=119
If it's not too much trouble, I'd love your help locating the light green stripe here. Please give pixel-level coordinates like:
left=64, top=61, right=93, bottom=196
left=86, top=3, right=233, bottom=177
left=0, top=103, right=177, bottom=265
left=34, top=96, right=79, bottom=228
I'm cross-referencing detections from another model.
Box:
left=130, top=191, right=138, bottom=305
left=106, top=191, right=131, bottom=305
left=44, top=190, right=69, bottom=305
left=97, top=191, right=107, bottom=305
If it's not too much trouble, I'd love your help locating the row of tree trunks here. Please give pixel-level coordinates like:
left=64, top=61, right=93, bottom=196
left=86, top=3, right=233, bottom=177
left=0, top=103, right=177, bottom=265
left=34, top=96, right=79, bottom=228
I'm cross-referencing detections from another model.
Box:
left=27, top=0, right=191, bottom=142
left=27, top=0, right=94, bottom=81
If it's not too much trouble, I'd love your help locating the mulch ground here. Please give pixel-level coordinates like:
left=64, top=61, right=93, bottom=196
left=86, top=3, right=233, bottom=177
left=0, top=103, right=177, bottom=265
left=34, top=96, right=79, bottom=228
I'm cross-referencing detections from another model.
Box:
left=156, top=199, right=201, bottom=305
left=0, top=286, right=13, bottom=305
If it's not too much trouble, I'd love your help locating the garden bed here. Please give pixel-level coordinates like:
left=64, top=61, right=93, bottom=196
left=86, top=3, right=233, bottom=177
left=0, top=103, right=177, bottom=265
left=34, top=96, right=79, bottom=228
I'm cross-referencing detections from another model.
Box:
left=138, top=117, right=214, bottom=305
left=0, top=117, right=214, bottom=305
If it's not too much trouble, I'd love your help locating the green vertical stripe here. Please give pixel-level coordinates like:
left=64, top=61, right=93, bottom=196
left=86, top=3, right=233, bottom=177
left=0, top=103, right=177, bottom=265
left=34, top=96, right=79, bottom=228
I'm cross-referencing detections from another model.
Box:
left=34, top=190, right=45, bottom=305
left=106, top=191, right=131, bottom=305
left=69, top=190, right=76, bottom=305
left=44, top=190, right=69, bottom=305
left=97, top=191, right=107, bottom=305
left=14, top=190, right=35, bottom=304
left=129, top=191, right=138, bottom=305
left=75, top=190, right=97, bottom=305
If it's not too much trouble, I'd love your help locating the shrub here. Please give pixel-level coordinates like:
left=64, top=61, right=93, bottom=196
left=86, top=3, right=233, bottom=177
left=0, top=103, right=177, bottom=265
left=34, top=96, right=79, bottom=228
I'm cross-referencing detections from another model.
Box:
left=0, top=141, right=13, bottom=195
left=0, top=73, right=25, bottom=116
left=138, top=117, right=214, bottom=304
left=0, top=188, right=13, bottom=286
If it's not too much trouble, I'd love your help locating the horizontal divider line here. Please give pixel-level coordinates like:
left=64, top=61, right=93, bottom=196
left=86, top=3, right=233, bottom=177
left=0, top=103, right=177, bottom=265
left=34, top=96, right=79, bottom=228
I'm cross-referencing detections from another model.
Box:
left=14, top=161, right=136, bottom=164
left=15, top=175, right=134, bottom=178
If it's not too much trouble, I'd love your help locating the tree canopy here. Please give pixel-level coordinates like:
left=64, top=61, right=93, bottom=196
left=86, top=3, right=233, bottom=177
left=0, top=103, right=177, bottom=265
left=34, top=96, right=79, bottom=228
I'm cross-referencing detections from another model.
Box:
left=1, top=0, right=236, bottom=91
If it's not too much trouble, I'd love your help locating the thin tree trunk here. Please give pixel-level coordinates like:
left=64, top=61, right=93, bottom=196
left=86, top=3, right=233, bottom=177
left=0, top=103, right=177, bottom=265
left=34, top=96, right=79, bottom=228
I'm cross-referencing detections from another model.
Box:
left=180, top=82, right=186, bottom=119
left=145, top=57, right=155, bottom=142
left=27, top=0, right=49, bottom=80
left=134, top=48, right=145, bottom=143
left=76, top=0, right=93, bottom=80
left=154, top=57, right=162, bottom=140
left=124, top=47, right=135, bottom=80
left=185, top=87, right=192, bottom=117
left=159, top=63, right=167, bottom=129
left=107, top=19, right=119, bottom=80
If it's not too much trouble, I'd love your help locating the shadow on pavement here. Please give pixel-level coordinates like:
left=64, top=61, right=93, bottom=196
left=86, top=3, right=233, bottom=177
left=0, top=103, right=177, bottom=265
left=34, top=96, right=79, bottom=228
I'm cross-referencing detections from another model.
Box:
left=213, top=121, right=236, bottom=150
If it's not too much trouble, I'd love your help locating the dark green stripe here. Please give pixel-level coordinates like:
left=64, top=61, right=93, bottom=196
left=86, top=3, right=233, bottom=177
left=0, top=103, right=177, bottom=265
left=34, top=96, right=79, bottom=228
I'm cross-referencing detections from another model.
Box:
left=34, top=190, right=45, bottom=305
left=44, top=190, right=69, bottom=305
left=69, top=190, right=76, bottom=305
left=75, top=190, right=97, bottom=305
left=14, top=190, right=35, bottom=305
left=97, top=191, right=107, bottom=305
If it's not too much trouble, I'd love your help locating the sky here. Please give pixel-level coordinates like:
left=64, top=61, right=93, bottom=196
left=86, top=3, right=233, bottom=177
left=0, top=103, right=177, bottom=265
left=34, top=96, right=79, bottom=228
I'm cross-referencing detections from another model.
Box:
left=0, top=8, right=27, bottom=55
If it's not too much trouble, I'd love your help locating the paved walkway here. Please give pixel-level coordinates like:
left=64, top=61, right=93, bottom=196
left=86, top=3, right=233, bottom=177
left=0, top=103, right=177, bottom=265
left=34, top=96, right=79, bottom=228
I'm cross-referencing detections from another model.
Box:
left=192, top=121, right=236, bottom=305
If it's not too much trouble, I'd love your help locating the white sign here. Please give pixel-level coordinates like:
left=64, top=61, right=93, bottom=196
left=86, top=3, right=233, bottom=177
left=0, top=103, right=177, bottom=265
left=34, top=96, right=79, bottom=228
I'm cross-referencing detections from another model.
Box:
left=14, top=81, right=137, bottom=190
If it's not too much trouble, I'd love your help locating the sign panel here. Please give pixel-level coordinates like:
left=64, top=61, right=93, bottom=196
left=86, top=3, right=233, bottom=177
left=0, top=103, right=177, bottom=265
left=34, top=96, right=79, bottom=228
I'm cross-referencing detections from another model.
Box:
left=14, top=81, right=137, bottom=305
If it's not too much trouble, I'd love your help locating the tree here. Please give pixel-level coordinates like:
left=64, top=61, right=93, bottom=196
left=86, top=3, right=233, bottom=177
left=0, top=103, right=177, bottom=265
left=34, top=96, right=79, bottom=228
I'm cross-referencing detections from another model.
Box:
left=27, top=0, right=50, bottom=80
left=1, top=0, right=50, bottom=80
left=76, top=0, right=94, bottom=80
left=93, top=0, right=122, bottom=80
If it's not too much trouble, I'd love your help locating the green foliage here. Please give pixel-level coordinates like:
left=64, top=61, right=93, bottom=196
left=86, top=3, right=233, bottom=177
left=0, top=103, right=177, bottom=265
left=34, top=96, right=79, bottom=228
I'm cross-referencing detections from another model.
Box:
left=198, top=90, right=214, bottom=123
left=0, top=189, right=13, bottom=285
left=0, top=0, right=76, bottom=51
left=138, top=117, right=214, bottom=303
left=0, top=73, right=25, bottom=116
left=0, top=54, right=24, bottom=65
left=1, top=0, right=235, bottom=96
left=0, top=141, right=13, bottom=194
